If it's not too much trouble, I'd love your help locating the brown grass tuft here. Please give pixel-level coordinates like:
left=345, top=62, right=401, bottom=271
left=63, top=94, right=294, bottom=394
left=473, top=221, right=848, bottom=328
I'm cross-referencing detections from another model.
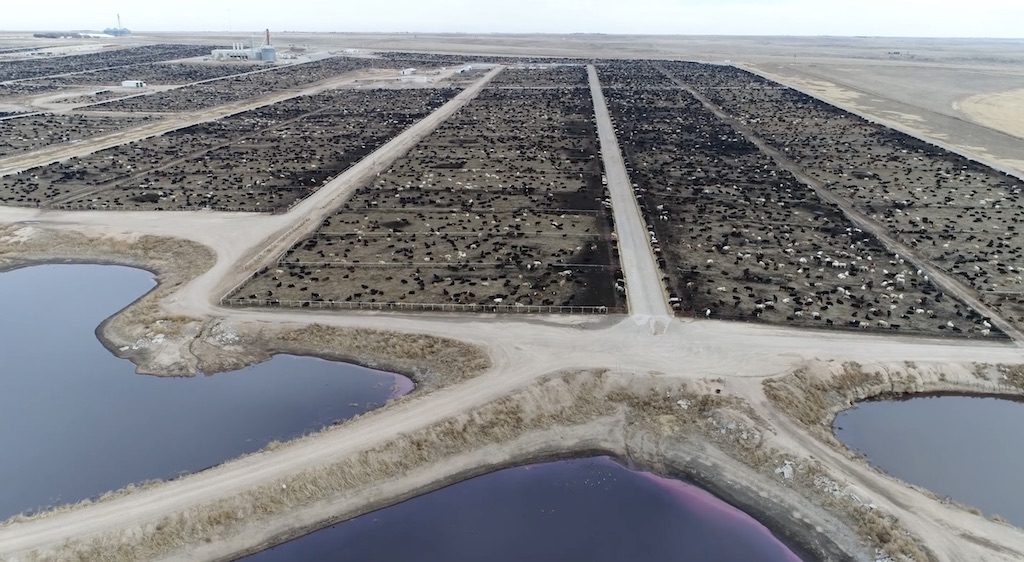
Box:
left=272, top=324, right=492, bottom=389
left=996, top=364, right=1024, bottom=390
left=763, top=362, right=885, bottom=428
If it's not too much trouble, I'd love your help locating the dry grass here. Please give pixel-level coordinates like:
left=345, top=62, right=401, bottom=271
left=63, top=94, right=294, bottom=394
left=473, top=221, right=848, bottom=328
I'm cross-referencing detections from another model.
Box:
left=763, top=361, right=886, bottom=428
left=795, top=461, right=930, bottom=561
left=996, top=364, right=1024, bottom=391
left=270, top=324, right=492, bottom=389
left=766, top=360, right=1024, bottom=433
left=0, top=227, right=215, bottom=283
left=971, top=362, right=991, bottom=380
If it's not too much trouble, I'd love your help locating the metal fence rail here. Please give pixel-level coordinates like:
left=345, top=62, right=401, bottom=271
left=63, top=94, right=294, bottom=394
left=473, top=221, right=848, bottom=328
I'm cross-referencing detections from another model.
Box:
left=317, top=230, right=609, bottom=239
left=676, top=309, right=1010, bottom=339
left=273, top=260, right=617, bottom=270
left=222, top=297, right=620, bottom=315
left=345, top=206, right=603, bottom=215
left=279, top=260, right=508, bottom=268
left=49, top=201, right=281, bottom=213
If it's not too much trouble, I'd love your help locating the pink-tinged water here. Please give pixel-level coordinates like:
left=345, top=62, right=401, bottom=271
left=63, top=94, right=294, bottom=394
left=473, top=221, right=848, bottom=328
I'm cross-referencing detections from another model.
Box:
left=636, top=467, right=803, bottom=562
left=247, top=456, right=804, bottom=561
left=390, top=374, right=416, bottom=399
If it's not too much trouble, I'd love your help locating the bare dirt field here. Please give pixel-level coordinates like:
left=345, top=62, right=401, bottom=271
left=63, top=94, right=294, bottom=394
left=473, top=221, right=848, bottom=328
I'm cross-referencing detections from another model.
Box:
left=1, top=33, right=1024, bottom=562
left=961, top=88, right=1024, bottom=140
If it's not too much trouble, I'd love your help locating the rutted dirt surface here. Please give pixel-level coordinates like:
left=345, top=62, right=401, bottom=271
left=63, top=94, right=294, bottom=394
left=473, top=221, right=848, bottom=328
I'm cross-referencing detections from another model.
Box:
left=960, top=88, right=1024, bottom=141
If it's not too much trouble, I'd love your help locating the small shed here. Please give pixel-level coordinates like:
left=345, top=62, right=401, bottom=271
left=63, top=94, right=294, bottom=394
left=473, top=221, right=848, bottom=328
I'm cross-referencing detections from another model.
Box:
left=120, top=80, right=146, bottom=88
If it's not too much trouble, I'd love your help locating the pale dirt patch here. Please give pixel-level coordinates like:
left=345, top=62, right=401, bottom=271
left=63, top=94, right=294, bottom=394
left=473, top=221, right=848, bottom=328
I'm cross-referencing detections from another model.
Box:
left=960, top=88, right=1024, bottom=140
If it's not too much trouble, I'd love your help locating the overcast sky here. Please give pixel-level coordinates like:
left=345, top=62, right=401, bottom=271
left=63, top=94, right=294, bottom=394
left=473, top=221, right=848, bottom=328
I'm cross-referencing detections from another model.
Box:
left=5, top=0, right=1023, bottom=38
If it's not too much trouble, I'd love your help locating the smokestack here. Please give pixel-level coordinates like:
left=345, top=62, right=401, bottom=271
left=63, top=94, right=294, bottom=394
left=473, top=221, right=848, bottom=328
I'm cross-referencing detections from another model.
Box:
left=117, top=14, right=122, bottom=28
left=265, top=28, right=271, bottom=46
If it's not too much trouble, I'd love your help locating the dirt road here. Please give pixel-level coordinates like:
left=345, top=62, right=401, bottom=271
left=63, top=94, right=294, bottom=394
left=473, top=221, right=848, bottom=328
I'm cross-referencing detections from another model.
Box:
left=588, top=65, right=672, bottom=330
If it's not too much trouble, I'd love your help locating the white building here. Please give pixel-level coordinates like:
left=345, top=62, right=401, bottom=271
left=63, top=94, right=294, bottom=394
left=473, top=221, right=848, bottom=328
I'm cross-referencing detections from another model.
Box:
left=211, top=42, right=276, bottom=62
left=211, top=43, right=257, bottom=61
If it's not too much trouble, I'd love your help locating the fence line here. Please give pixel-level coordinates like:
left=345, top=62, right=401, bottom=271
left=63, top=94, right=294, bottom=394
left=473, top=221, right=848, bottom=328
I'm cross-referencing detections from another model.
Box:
left=676, top=309, right=1009, bottom=339
left=279, top=260, right=508, bottom=268
left=221, top=243, right=294, bottom=304
left=222, top=297, right=619, bottom=315
left=985, top=290, right=1024, bottom=297
left=49, top=201, right=280, bottom=213
left=273, top=261, right=616, bottom=270
left=316, top=230, right=609, bottom=239
left=344, top=206, right=603, bottom=215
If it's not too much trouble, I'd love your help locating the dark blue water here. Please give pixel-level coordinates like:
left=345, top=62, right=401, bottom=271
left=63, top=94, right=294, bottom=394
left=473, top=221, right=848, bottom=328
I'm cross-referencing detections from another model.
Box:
left=0, top=264, right=411, bottom=520
left=244, top=456, right=802, bottom=562
left=835, top=395, right=1024, bottom=526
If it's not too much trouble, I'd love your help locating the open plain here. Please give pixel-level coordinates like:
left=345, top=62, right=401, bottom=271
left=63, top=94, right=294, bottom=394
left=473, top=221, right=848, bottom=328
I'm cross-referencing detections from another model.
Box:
left=1, top=31, right=1023, bottom=562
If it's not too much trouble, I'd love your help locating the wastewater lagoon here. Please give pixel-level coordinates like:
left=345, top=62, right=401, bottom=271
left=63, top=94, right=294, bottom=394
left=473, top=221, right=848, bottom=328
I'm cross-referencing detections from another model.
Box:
left=0, top=264, right=410, bottom=519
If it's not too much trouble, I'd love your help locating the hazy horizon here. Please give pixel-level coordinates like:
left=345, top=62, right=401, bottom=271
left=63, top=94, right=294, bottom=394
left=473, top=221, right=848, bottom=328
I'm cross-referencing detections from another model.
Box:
left=4, top=0, right=1023, bottom=39
left=8, top=30, right=1024, bottom=42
